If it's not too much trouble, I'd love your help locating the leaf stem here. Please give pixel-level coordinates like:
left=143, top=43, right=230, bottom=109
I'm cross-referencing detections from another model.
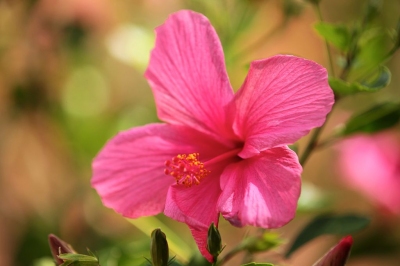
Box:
left=299, top=122, right=324, bottom=166
left=314, top=3, right=336, bottom=78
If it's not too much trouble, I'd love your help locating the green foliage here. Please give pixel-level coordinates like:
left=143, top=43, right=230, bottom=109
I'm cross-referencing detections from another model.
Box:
left=329, top=66, right=391, bottom=96
left=285, top=214, right=370, bottom=258
left=58, top=251, right=99, bottom=266
left=314, top=23, right=352, bottom=52
left=314, top=0, right=397, bottom=98
left=341, top=102, right=400, bottom=135
left=240, top=231, right=282, bottom=253
left=351, top=29, right=392, bottom=79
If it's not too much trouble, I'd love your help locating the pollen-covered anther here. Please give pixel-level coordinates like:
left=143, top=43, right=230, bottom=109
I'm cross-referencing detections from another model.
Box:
left=164, top=153, right=210, bottom=187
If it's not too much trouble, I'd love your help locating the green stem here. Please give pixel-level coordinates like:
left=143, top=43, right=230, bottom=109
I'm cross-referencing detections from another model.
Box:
left=216, top=245, right=244, bottom=266
left=299, top=3, right=336, bottom=166
left=314, top=3, right=335, bottom=78
left=299, top=123, right=324, bottom=165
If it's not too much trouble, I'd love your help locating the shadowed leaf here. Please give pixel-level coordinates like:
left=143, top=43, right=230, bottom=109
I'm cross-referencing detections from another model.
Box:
left=342, top=102, right=400, bottom=135
left=285, top=214, right=369, bottom=258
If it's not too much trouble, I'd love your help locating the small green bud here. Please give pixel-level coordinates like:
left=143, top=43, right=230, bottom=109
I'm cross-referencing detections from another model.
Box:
left=206, top=223, right=222, bottom=261
left=150, top=228, right=169, bottom=266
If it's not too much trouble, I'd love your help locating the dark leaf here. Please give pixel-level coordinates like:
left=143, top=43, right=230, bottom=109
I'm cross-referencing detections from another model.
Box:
left=285, top=214, right=370, bottom=258
left=342, top=102, right=400, bottom=135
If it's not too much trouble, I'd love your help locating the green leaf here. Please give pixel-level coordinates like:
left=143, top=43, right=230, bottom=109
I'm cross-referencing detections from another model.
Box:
left=329, top=66, right=391, bottom=96
left=328, top=78, right=367, bottom=95
left=314, top=22, right=351, bottom=51
left=349, top=29, right=392, bottom=80
left=285, top=214, right=370, bottom=258
left=58, top=253, right=99, bottom=266
left=342, top=102, right=400, bottom=135
left=241, top=263, right=274, bottom=266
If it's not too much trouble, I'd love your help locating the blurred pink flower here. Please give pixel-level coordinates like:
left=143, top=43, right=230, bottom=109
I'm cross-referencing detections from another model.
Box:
left=338, top=132, right=400, bottom=214
left=32, top=0, right=114, bottom=30
left=92, top=10, right=333, bottom=261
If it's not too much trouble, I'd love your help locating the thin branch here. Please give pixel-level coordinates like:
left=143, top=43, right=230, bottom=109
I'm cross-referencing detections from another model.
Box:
left=314, top=4, right=336, bottom=77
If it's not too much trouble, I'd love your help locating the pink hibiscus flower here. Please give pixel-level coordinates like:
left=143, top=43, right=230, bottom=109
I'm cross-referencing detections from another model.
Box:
left=338, top=132, right=400, bottom=215
left=92, top=10, right=334, bottom=261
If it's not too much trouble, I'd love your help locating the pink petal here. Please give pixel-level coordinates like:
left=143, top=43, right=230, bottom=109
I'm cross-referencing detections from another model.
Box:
left=164, top=167, right=223, bottom=262
left=218, top=146, right=301, bottom=228
left=163, top=192, right=215, bottom=262
left=145, top=10, right=235, bottom=139
left=92, top=123, right=229, bottom=218
left=164, top=169, right=222, bottom=229
left=190, top=225, right=215, bottom=263
left=233, top=55, right=334, bottom=158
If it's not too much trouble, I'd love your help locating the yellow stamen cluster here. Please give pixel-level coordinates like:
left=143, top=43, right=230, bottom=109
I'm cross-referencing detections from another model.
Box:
left=164, top=153, right=210, bottom=187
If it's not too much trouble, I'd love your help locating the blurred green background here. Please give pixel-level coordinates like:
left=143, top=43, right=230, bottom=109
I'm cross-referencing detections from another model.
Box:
left=0, top=0, right=399, bottom=265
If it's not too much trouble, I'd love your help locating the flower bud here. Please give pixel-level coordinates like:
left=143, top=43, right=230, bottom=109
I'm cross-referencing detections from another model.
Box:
left=313, top=236, right=353, bottom=266
left=150, top=228, right=169, bottom=266
left=48, top=234, right=76, bottom=265
left=207, top=223, right=222, bottom=261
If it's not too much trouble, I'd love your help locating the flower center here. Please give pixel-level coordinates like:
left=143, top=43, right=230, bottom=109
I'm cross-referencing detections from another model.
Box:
left=164, top=153, right=210, bottom=187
